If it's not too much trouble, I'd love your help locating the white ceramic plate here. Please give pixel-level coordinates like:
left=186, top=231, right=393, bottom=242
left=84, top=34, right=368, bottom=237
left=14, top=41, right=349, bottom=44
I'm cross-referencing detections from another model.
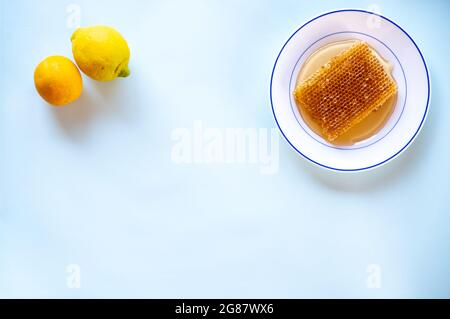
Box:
left=270, top=9, right=430, bottom=172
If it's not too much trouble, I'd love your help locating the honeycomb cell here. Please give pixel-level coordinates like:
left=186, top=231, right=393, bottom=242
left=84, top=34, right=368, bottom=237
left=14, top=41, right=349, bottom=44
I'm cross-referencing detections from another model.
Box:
left=294, top=41, right=397, bottom=142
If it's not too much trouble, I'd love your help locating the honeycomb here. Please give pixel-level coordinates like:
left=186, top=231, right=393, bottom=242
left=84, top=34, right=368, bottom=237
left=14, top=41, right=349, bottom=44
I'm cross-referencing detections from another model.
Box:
left=293, top=41, right=397, bottom=142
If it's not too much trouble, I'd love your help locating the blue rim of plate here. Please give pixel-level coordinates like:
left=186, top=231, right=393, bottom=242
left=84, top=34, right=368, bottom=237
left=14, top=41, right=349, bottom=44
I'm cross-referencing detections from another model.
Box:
left=270, top=9, right=431, bottom=172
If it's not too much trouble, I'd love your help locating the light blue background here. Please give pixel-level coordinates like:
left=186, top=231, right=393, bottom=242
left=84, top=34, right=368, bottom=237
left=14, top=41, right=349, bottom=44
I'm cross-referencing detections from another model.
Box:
left=0, top=0, right=449, bottom=298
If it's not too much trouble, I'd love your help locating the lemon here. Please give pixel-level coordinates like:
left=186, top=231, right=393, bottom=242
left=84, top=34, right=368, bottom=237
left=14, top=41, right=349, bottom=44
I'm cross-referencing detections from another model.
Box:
left=34, top=56, right=83, bottom=107
left=71, top=26, right=130, bottom=82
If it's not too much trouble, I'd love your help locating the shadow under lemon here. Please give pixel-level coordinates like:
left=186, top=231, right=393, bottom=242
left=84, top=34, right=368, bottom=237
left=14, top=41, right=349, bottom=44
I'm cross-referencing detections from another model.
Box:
left=50, top=76, right=140, bottom=142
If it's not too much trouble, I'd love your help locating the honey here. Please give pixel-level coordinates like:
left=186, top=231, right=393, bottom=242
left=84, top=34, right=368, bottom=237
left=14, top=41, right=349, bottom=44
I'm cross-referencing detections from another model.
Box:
left=295, top=40, right=397, bottom=146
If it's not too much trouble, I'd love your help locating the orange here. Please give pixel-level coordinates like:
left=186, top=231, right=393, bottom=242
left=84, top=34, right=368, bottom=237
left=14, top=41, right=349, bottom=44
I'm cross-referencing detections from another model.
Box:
left=34, top=56, right=83, bottom=106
